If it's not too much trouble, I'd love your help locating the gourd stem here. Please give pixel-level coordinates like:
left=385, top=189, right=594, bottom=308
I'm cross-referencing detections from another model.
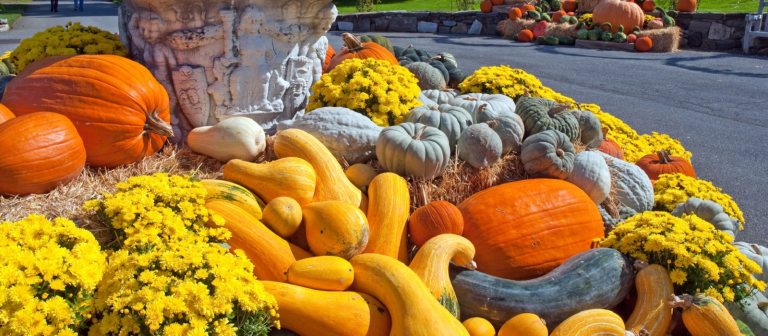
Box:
left=341, top=33, right=364, bottom=52
left=668, top=294, right=693, bottom=309
left=549, top=104, right=568, bottom=117
left=657, top=150, right=672, bottom=164
left=556, top=148, right=565, bottom=158
left=633, top=260, right=649, bottom=270
left=145, top=110, right=174, bottom=137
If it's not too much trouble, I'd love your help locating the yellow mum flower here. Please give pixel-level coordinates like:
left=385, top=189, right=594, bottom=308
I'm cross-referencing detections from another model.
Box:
left=653, top=173, right=745, bottom=226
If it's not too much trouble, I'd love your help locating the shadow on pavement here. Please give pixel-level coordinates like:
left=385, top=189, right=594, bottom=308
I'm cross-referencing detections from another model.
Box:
left=665, top=54, right=768, bottom=79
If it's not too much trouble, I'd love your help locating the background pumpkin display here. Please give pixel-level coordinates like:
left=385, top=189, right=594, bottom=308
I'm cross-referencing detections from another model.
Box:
left=592, top=0, right=645, bottom=33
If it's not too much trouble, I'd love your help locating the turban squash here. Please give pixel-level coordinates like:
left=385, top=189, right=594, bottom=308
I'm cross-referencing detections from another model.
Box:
left=1, top=54, right=173, bottom=168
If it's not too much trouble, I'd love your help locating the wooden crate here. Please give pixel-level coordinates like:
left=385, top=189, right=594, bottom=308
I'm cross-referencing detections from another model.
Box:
left=574, top=39, right=637, bottom=52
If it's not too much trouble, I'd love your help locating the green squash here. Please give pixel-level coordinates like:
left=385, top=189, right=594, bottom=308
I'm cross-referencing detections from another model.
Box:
left=614, top=25, right=628, bottom=43
left=406, top=62, right=448, bottom=90
left=405, top=103, right=473, bottom=153
left=659, top=8, right=676, bottom=27
left=550, top=0, right=563, bottom=10
left=515, top=96, right=580, bottom=141
left=520, top=129, right=576, bottom=179
left=588, top=27, right=602, bottom=41
left=376, top=122, right=451, bottom=179
left=577, top=23, right=590, bottom=40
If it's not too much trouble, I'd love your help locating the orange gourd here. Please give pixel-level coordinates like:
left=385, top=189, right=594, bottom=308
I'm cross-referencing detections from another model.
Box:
left=635, top=36, right=654, bottom=52
left=326, top=33, right=398, bottom=72
left=626, top=262, right=674, bottom=336
left=635, top=150, right=696, bottom=181
left=518, top=29, right=535, bottom=42
left=627, top=33, right=639, bottom=43
left=508, top=7, right=523, bottom=20
left=670, top=294, right=741, bottom=336
left=522, top=4, right=537, bottom=11
left=408, top=200, right=464, bottom=247
left=642, top=0, right=656, bottom=11
left=677, top=0, right=697, bottom=12
left=0, top=112, right=86, bottom=196
left=552, top=10, right=567, bottom=23
left=480, top=0, right=494, bottom=13
left=498, top=313, right=548, bottom=336
left=463, top=317, right=496, bottom=336
left=2, top=55, right=173, bottom=167
left=0, top=103, right=13, bottom=124
left=364, top=173, right=410, bottom=262
left=458, top=179, right=604, bottom=280
left=563, top=0, right=578, bottom=12
left=592, top=0, right=645, bottom=33
left=324, top=44, right=336, bottom=72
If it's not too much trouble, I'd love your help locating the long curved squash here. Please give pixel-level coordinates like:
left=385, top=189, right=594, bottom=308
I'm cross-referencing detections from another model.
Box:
left=671, top=294, right=741, bottom=336
left=626, top=262, right=674, bottom=336
left=364, top=172, right=410, bottom=262
left=201, top=179, right=265, bottom=219
left=450, top=248, right=633, bottom=328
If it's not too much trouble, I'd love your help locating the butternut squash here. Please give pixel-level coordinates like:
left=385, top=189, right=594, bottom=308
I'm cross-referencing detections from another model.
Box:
left=364, top=172, right=410, bottom=262
left=462, top=317, right=496, bottom=336
left=303, top=201, right=370, bottom=259
left=550, top=309, right=626, bottom=336
left=201, top=179, right=264, bottom=219
left=205, top=200, right=295, bottom=281
left=408, top=234, right=476, bottom=318
left=222, top=158, right=316, bottom=205
left=626, top=261, right=673, bottom=336
left=497, top=313, right=548, bottom=336
left=286, top=256, right=354, bottom=291
left=350, top=253, right=470, bottom=336
left=263, top=281, right=391, bottom=336
left=262, top=196, right=303, bottom=238
left=274, top=128, right=362, bottom=206
left=670, top=294, right=741, bottom=336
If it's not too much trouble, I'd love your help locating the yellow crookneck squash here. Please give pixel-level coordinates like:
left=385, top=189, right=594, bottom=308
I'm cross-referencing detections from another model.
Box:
left=550, top=309, right=626, bottom=336
left=364, top=172, right=410, bottom=262
left=408, top=233, right=476, bottom=319
left=286, top=255, right=354, bottom=291
left=670, top=294, right=741, bottom=336
left=350, top=253, right=470, bottom=336
left=626, top=261, right=673, bottom=336
left=201, top=179, right=264, bottom=219
left=222, top=157, right=316, bottom=205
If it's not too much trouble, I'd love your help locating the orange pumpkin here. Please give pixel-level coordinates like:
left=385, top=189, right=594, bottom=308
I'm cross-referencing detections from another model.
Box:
left=636, top=150, right=696, bottom=181
left=491, top=0, right=505, bottom=5
left=641, top=0, right=656, bottom=11
left=563, top=0, right=578, bottom=12
left=597, top=129, right=625, bottom=159
left=677, top=0, right=697, bottom=12
left=635, top=36, right=654, bottom=51
left=409, top=200, right=464, bottom=247
left=0, top=112, right=86, bottom=195
left=552, top=10, right=567, bottom=23
left=508, top=7, right=523, bottom=20
left=2, top=55, right=172, bottom=168
left=592, top=0, right=645, bottom=33
left=518, top=29, right=535, bottom=42
left=458, top=179, right=604, bottom=280
left=324, top=44, right=336, bottom=73
left=0, top=103, right=14, bottom=124
left=480, top=0, right=494, bottom=13
left=522, top=4, right=537, bottom=11
left=326, top=33, right=398, bottom=72
left=627, top=33, right=638, bottom=43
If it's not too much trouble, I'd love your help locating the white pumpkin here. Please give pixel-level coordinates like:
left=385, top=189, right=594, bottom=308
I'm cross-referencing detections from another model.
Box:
left=671, top=198, right=740, bottom=239
left=600, top=152, right=654, bottom=212
left=567, top=151, right=612, bottom=204
left=422, top=89, right=459, bottom=104
left=451, top=93, right=516, bottom=122
left=726, top=290, right=768, bottom=336
left=734, top=242, right=768, bottom=284
left=278, top=107, right=383, bottom=164
left=187, top=117, right=266, bottom=162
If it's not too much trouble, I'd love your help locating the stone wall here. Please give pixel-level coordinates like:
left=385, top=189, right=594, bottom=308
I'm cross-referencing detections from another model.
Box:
left=331, top=11, right=768, bottom=52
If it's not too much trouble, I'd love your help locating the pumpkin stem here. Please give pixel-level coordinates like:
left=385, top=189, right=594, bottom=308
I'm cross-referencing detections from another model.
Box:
left=633, top=260, right=649, bottom=270
left=341, top=33, right=365, bottom=52
left=750, top=243, right=764, bottom=256
left=668, top=294, right=693, bottom=309
left=463, top=97, right=479, bottom=102
left=601, top=127, right=609, bottom=137
left=556, top=148, right=565, bottom=158
left=145, top=110, right=174, bottom=137
left=657, top=150, right=672, bottom=164
left=414, top=125, right=428, bottom=140
left=548, top=104, right=569, bottom=117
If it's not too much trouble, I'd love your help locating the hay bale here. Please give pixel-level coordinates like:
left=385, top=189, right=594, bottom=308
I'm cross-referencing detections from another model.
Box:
left=636, top=26, right=681, bottom=52
left=498, top=19, right=535, bottom=39
left=545, top=22, right=578, bottom=38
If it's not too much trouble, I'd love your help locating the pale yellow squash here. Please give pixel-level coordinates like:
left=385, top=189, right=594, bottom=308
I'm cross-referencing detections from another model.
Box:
left=346, top=163, right=378, bottom=189
left=222, top=157, right=316, bottom=205
left=364, top=172, right=410, bottom=262
left=262, top=196, right=303, bottom=238
left=286, top=255, right=354, bottom=291
left=550, top=309, right=626, bottom=336
left=201, top=179, right=264, bottom=219
left=303, top=201, right=370, bottom=259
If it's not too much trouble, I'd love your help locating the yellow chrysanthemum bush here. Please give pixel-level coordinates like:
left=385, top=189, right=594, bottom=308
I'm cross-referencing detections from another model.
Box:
left=10, top=22, right=128, bottom=73
left=458, top=65, right=575, bottom=104
left=601, top=211, right=765, bottom=303
left=654, top=173, right=745, bottom=226
left=0, top=215, right=106, bottom=336
left=84, top=173, right=278, bottom=336
left=307, top=58, right=422, bottom=126
left=578, top=13, right=594, bottom=26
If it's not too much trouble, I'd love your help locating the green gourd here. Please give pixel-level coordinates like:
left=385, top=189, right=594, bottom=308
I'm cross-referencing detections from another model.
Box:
left=560, top=15, right=572, bottom=23
left=659, top=8, right=676, bottom=27
left=515, top=96, right=580, bottom=141
left=550, top=0, right=563, bottom=10
left=577, top=23, right=590, bottom=40
left=588, top=27, right=602, bottom=40
left=540, top=12, right=552, bottom=22
left=614, top=25, right=628, bottom=43
left=632, top=26, right=642, bottom=35
left=558, top=36, right=576, bottom=45
left=544, top=36, right=560, bottom=45
left=601, top=23, right=613, bottom=42
left=569, top=16, right=578, bottom=24
left=527, top=10, right=542, bottom=20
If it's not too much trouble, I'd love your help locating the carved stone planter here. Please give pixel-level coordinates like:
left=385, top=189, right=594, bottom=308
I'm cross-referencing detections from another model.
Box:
left=118, top=0, right=337, bottom=139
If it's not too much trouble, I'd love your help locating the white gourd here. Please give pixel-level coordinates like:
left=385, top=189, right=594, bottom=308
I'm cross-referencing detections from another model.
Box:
left=600, top=152, right=654, bottom=212
left=451, top=93, right=516, bottom=123
left=187, top=117, right=266, bottom=162
left=567, top=151, right=612, bottom=204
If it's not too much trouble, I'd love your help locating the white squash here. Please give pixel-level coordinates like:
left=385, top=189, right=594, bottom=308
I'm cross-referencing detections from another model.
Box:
left=671, top=198, right=740, bottom=238
left=600, top=152, right=654, bottom=212
left=187, top=117, right=266, bottom=162
left=278, top=107, right=382, bottom=164
left=567, top=151, right=612, bottom=204
left=422, top=89, right=459, bottom=104
left=451, top=93, right=516, bottom=123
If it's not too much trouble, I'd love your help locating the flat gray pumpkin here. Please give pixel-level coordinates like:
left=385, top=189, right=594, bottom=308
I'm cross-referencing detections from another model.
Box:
left=520, top=130, right=576, bottom=179
left=405, top=104, right=473, bottom=153
left=458, top=123, right=503, bottom=169
left=600, top=152, right=655, bottom=212
left=376, top=122, right=451, bottom=179
left=278, top=107, right=382, bottom=164
left=599, top=205, right=638, bottom=234
left=567, top=151, right=611, bottom=204
left=515, top=96, right=580, bottom=141
left=672, top=197, right=740, bottom=239
left=482, top=114, right=525, bottom=155
left=735, top=242, right=768, bottom=284
left=451, top=93, right=517, bottom=123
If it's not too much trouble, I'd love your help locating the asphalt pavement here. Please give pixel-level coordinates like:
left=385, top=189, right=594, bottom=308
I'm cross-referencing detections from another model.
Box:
left=1, top=5, right=766, bottom=244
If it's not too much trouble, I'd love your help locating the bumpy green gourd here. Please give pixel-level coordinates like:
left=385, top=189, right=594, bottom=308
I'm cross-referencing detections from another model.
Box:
left=540, top=13, right=552, bottom=22
left=544, top=36, right=560, bottom=45
left=588, top=27, right=602, bottom=41
left=515, top=96, right=580, bottom=141
left=527, top=10, right=542, bottom=20
left=577, top=24, right=590, bottom=40
left=659, top=8, right=676, bottom=27
left=614, top=25, right=628, bottom=43
left=568, top=16, right=578, bottom=24
left=633, top=26, right=642, bottom=35
left=550, top=0, right=562, bottom=10
left=558, top=36, right=576, bottom=45
left=601, top=23, right=613, bottom=42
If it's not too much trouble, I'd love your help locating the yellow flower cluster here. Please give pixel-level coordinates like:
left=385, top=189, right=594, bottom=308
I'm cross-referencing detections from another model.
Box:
left=84, top=173, right=229, bottom=249
left=601, top=211, right=764, bottom=303
left=578, top=103, right=691, bottom=162
left=10, top=22, right=128, bottom=73
left=643, top=14, right=657, bottom=26
left=85, top=173, right=277, bottom=335
left=307, top=58, right=422, bottom=126
left=578, top=13, right=593, bottom=26
left=0, top=51, right=10, bottom=61
left=0, top=215, right=106, bottom=335
left=458, top=65, right=575, bottom=104
left=654, top=173, right=745, bottom=225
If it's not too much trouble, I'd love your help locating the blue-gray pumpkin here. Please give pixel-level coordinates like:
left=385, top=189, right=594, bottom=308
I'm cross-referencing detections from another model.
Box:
left=376, top=122, right=451, bottom=179
left=405, top=104, right=473, bottom=153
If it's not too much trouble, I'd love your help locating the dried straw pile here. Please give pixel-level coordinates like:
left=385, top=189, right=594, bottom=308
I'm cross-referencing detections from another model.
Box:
left=498, top=19, right=578, bottom=40
left=636, top=26, right=681, bottom=52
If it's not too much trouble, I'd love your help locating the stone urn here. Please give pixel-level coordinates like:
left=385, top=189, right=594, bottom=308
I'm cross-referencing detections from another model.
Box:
left=118, top=0, right=337, bottom=139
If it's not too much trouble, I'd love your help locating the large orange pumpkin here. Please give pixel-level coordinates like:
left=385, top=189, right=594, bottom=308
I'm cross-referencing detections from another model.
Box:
left=677, top=0, right=697, bottom=12
left=323, top=44, right=336, bottom=73
left=409, top=200, right=464, bottom=247
left=458, top=179, right=604, bottom=280
left=1, top=55, right=172, bottom=168
left=0, top=112, right=86, bottom=196
left=635, top=150, right=696, bottom=181
left=0, top=103, right=13, bottom=124
left=326, top=33, right=398, bottom=71
left=592, top=0, right=645, bottom=33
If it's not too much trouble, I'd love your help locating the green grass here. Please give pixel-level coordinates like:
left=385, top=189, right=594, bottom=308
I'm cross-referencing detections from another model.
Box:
left=0, top=4, right=25, bottom=27
left=334, top=0, right=761, bottom=13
